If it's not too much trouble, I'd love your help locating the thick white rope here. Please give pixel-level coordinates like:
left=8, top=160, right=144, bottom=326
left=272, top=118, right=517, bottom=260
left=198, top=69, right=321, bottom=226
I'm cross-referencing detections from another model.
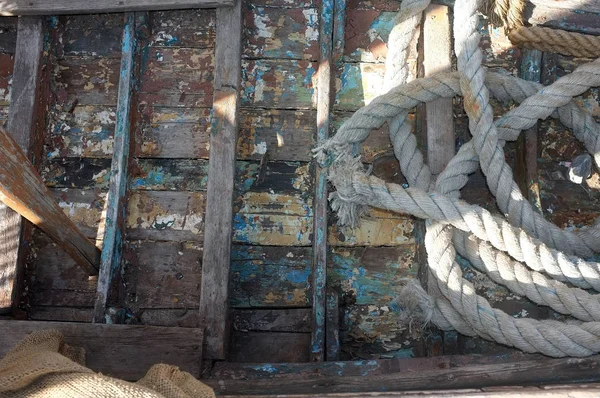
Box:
left=316, top=0, right=600, bottom=356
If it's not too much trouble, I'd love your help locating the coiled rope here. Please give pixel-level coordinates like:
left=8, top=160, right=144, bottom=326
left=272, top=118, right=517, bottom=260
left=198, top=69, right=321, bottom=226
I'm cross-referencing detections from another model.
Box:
left=315, top=0, right=600, bottom=357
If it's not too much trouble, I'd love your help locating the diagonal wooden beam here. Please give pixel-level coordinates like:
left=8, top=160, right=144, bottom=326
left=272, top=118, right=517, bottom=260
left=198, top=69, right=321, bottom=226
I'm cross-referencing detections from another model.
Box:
left=200, top=0, right=242, bottom=360
left=0, top=0, right=234, bottom=16
left=0, top=17, right=46, bottom=312
left=93, top=13, right=138, bottom=324
left=0, top=125, right=100, bottom=276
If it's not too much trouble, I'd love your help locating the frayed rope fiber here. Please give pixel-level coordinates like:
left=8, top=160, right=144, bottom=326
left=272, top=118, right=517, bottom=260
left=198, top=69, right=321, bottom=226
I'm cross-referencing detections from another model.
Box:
left=316, top=0, right=600, bottom=357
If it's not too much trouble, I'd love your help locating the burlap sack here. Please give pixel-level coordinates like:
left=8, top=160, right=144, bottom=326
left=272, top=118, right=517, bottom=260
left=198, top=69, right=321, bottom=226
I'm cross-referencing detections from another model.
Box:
left=0, top=329, right=215, bottom=398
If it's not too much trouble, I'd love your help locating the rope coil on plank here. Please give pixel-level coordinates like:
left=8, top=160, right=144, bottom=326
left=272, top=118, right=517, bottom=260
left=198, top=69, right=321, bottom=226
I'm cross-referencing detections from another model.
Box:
left=316, top=0, right=600, bottom=357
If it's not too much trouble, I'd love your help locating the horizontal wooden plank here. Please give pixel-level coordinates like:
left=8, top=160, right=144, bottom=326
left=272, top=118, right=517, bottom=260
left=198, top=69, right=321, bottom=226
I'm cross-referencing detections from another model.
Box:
left=138, top=308, right=201, bottom=328
left=0, top=320, right=203, bottom=381
left=328, top=210, right=415, bottom=246
left=242, top=59, right=316, bottom=109
left=206, top=353, right=600, bottom=395
left=0, top=0, right=234, bottom=16
left=140, top=47, right=214, bottom=100
left=27, top=232, right=98, bottom=307
left=122, top=240, right=201, bottom=309
left=230, top=331, right=310, bottom=363
left=149, top=10, right=216, bottom=49
left=126, top=191, right=205, bottom=241
left=230, top=245, right=312, bottom=307
left=232, top=308, right=312, bottom=332
left=328, top=246, right=417, bottom=306
left=250, top=0, right=318, bottom=7
left=243, top=5, right=319, bottom=60
left=29, top=306, right=93, bottom=322
left=51, top=188, right=106, bottom=239
left=62, top=14, right=124, bottom=58
left=54, top=56, right=120, bottom=106
left=46, top=105, right=116, bottom=159
left=238, top=108, right=316, bottom=161
left=527, top=4, right=600, bottom=35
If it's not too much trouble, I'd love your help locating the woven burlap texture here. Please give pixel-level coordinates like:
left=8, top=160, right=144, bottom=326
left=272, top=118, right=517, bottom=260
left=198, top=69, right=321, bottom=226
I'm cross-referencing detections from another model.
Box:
left=0, top=329, right=215, bottom=398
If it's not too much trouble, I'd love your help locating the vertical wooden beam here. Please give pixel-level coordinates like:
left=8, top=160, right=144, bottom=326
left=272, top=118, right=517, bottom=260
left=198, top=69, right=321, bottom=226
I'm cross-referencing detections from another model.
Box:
left=0, top=17, right=45, bottom=312
left=200, top=0, right=242, bottom=360
left=325, top=289, right=340, bottom=361
left=93, top=13, right=137, bottom=323
left=422, top=4, right=455, bottom=355
left=311, top=0, right=335, bottom=362
left=0, top=126, right=100, bottom=275
left=515, top=49, right=543, bottom=213
left=423, top=4, right=453, bottom=175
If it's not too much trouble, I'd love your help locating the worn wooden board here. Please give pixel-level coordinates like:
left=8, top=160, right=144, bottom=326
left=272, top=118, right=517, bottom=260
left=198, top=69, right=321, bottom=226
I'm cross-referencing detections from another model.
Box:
left=232, top=308, right=311, bottom=332
left=54, top=56, right=120, bottom=106
left=0, top=320, right=203, bottom=380
left=423, top=4, right=453, bottom=175
left=61, top=14, right=124, bottom=59
left=238, top=109, right=316, bottom=162
left=206, top=353, right=600, bottom=395
left=50, top=188, right=106, bottom=239
left=243, top=5, right=319, bottom=60
left=126, top=191, right=205, bottom=242
left=230, top=331, right=311, bottom=363
left=0, top=0, right=234, bottom=16
left=230, top=245, right=312, bottom=308
left=122, top=240, right=201, bottom=309
left=200, top=0, right=243, bottom=361
left=149, top=10, right=216, bottom=49
left=0, top=17, right=45, bottom=311
left=241, top=59, right=316, bottom=109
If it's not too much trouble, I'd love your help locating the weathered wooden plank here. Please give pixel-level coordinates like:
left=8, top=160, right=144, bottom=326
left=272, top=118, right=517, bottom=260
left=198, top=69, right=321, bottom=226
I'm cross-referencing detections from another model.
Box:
left=126, top=191, right=205, bottom=242
left=0, top=0, right=234, bottom=16
left=326, top=289, right=340, bottom=361
left=93, top=13, right=137, bottom=323
left=29, top=306, right=93, bottom=322
left=335, top=63, right=385, bottom=111
left=55, top=56, right=120, bottom=106
left=0, top=320, right=203, bottom=380
left=200, top=0, right=242, bottom=361
left=423, top=4, right=453, bottom=175
left=206, top=354, right=600, bottom=395
left=0, top=17, right=44, bottom=312
left=328, top=209, right=415, bottom=246
left=238, top=109, right=316, bottom=161
left=138, top=308, right=201, bottom=328
left=232, top=308, right=312, bottom=332
left=149, top=10, right=216, bottom=49
left=243, top=5, right=319, bottom=60
left=230, top=245, right=312, bottom=308
left=62, top=14, right=124, bottom=59
left=27, top=231, right=97, bottom=308
left=311, top=0, right=335, bottom=363
left=328, top=246, right=419, bottom=360
left=51, top=189, right=106, bottom=239
left=230, top=332, right=311, bottom=363
left=122, top=240, right=202, bottom=309
left=208, top=351, right=525, bottom=380
left=515, top=49, right=543, bottom=213
left=241, top=59, right=316, bottom=109
left=139, top=47, right=214, bottom=103
left=46, top=105, right=117, bottom=159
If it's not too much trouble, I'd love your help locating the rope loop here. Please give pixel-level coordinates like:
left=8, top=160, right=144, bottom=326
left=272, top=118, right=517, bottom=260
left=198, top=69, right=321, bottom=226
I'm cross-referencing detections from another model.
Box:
left=318, top=0, right=600, bottom=357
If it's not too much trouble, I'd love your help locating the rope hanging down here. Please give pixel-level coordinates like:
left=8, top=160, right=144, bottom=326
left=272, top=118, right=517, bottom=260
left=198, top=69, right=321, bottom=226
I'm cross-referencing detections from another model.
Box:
left=316, top=0, right=600, bottom=357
